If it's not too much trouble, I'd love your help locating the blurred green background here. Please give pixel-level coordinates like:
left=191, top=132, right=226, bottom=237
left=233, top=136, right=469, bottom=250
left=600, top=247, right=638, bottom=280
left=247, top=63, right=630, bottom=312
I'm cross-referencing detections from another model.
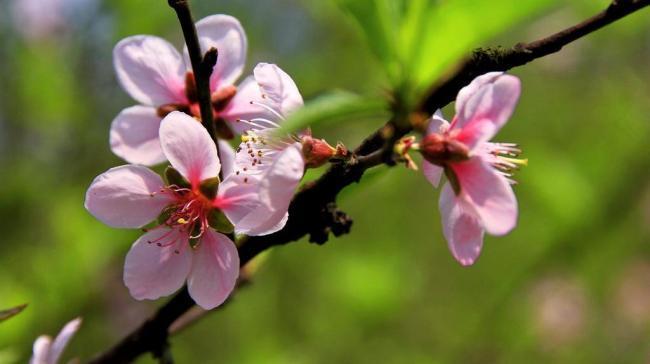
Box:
left=1, top=0, right=650, bottom=363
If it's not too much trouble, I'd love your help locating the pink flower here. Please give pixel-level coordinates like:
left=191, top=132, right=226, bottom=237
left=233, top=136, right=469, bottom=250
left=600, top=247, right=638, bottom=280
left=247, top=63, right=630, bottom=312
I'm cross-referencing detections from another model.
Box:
left=85, top=112, right=303, bottom=309
left=420, top=72, right=525, bottom=266
left=111, top=14, right=274, bottom=166
left=30, top=318, right=81, bottom=364
left=226, top=62, right=308, bottom=220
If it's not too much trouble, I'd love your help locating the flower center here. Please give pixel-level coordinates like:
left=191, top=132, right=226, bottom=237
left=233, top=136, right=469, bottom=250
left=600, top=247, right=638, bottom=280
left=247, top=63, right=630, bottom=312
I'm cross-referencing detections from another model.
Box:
left=420, top=132, right=471, bottom=166
left=161, top=185, right=213, bottom=239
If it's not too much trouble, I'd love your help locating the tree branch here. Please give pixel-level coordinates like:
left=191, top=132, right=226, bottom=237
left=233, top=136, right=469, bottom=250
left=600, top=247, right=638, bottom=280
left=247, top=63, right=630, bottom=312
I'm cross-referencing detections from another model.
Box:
left=88, top=1, right=649, bottom=363
left=168, top=0, right=219, bottom=145
left=419, top=0, right=650, bottom=114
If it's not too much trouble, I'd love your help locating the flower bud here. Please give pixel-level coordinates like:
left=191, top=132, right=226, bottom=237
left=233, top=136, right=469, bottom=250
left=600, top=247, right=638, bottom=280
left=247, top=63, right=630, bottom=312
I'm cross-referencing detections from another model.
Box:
left=420, top=133, right=470, bottom=166
left=301, top=135, right=337, bottom=168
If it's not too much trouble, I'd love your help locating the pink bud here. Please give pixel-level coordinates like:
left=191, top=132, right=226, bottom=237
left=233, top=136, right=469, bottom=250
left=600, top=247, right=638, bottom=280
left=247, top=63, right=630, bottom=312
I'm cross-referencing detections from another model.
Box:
left=301, top=135, right=337, bottom=168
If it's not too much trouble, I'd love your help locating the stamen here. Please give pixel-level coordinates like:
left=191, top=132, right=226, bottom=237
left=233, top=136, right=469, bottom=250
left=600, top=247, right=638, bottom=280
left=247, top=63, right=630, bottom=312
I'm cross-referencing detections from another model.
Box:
left=249, top=100, right=285, bottom=121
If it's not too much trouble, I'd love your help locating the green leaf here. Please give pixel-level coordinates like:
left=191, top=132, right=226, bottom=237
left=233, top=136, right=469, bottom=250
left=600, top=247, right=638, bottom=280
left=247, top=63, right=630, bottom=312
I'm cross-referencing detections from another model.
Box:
left=0, top=304, right=27, bottom=324
left=335, top=0, right=558, bottom=104
left=334, top=0, right=403, bottom=81
left=278, top=91, right=387, bottom=135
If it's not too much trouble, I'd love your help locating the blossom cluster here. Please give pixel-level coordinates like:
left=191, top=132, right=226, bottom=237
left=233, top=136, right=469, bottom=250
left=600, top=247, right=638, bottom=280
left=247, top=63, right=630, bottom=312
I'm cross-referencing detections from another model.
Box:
left=85, top=15, right=320, bottom=310
left=83, top=14, right=527, bottom=313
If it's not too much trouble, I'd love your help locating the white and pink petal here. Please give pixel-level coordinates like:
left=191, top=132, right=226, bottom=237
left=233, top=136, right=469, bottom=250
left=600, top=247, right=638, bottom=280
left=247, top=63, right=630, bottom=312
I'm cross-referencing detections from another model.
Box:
left=253, top=63, right=303, bottom=116
left=113, top=35, right=187, bottom=106
left=439, top=183, right=485, bottom=266
left=450, top=158, right=518, bottom=236
left=48, top=318, right=82, bottom=364
left=123, top=229, right=193, bottom=301
left=110, top=105, right=165, bottom=166
left=159, top=111, right=221, bottom=185
left=219, top=76, right=278, bottom=134
left=85, top=165, right=172, bottom=228
left=453, top=73, right=521, bottom=148
left=189, top=15, right=247, bottom=91
left=427, top=109, right=450, bottom=134
left=422, top=160, right=443, bottom=188
left=187, top=229, right=239, bottom=310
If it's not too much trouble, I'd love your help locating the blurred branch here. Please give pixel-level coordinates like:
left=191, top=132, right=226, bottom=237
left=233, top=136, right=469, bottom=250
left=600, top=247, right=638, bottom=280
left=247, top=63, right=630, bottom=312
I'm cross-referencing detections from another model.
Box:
left=88, top=1, right=650, bottom=363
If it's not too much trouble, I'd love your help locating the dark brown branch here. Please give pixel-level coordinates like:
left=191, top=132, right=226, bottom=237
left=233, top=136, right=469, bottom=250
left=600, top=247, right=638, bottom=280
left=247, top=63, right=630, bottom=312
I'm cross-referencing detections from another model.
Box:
left=88, top=1, right=649, bottom=363
left=168, top=0, right=219, bottom=145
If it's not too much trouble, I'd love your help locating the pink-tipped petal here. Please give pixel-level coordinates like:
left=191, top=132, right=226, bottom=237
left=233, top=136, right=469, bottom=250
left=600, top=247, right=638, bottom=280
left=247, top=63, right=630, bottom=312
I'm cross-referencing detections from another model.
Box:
left=113, top=35, right=186, bottom=106
left=110, top=105, right=165, bottom=166
left=218, top=140, right=236, bottom=178
left=189, top=15, right=247, bottom=90
left=85, top=165, right=172, bottom=228
left=218, top=143, right=303, bottom=236
left=187, top=230, right=239, bottom=310
left=451, top=158, right=518, bottom=236
left=439, top=183, right=485, bottom=266
left=422, top=160, right=443, bottom=188
left=30, top=336, right=52, bottom=364
left=454, top=73, right=521, bottom=148
left=455, top=72, right=504, bottom=121
left=123, top=229, right=192, bottom=301
left=159, top=111, right=220, bottom=184
left=426, top=109, right=450, bottom=134
left=49, top=318, right=82, bottom=364
left=220, top=76, right=273, bottom=134
left=253, top=63, right=303, bottom=116
left=258, top=143, right=304, bottom=208
left=240, top=144, right=303, bottom=235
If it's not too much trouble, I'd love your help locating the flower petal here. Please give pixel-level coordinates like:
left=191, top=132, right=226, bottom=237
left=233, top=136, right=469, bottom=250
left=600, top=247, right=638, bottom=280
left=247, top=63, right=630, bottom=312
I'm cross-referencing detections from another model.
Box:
left=218, top=140, right=236, bottom=178
left=30, top=336, right=52, bottom=364
left=85, top=165, right=172, bottom=228
left=49, top=318, right=82, bottom=364
left=258, top=143, right=304, bottom=208
left=219, top=76, right=272, bottom=134
left=113, top=35, right=186, bottom=106
left=123, top=228, right=192, bottom=301
left=187, top=229, right=239, bottom=310
left=453, top=72, right=521, bottom=148
left=426, top=109, right=450, bottom=134
left=252, top=63, right=303, bottom=116
left=159, top=111, right=220, bottom=185
left=422, top=160, right=443, bottom=188
left=190, top=15, right=247, bottom=90
left=110, top=105, right=165, bottom=166
left=451, top=158, right=518, bottom=235
left=439, top=183, right=485, bottom=266
left=218, top=143, right=303, bottom=236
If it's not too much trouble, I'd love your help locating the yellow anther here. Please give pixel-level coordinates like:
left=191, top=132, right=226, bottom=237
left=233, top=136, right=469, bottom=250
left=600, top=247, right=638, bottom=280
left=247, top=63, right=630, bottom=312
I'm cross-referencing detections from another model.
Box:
left=177, top=218, right=188, bottom=224
left=501, top=157, right=529, bottom=167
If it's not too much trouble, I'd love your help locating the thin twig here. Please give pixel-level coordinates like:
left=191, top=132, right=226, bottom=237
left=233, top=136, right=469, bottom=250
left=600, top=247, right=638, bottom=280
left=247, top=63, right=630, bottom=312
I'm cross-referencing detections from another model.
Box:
left=88, top=2, right=650, bottom=363
left=168, top=0, right=220, bottom=148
